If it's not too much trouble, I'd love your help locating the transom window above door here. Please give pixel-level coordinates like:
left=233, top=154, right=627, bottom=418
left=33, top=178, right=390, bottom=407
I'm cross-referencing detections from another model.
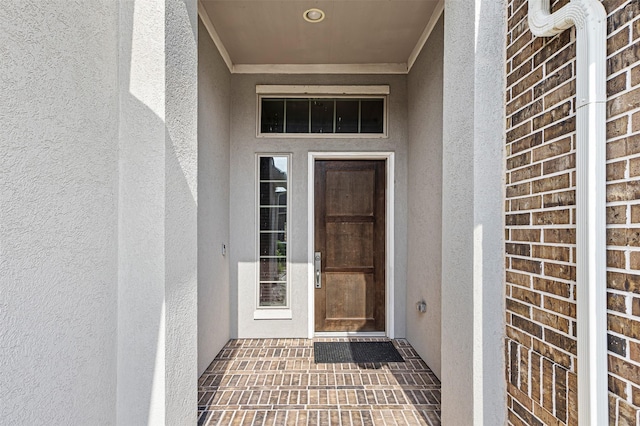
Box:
left=256, top=85, right=389, bottom=138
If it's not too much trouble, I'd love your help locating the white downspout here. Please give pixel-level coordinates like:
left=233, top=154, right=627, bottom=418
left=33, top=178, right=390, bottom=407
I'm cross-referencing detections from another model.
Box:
left=528, top=0, right=607, bottom=425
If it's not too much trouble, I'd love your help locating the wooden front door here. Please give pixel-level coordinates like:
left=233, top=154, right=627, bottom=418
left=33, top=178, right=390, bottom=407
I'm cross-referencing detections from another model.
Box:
left=314, top=160, right=386, bottom=332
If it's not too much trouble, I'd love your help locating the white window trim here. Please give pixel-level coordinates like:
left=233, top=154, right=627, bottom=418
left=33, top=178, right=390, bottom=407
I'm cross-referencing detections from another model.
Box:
left=307, top=152, right=395, bottom=338
left=256, top=85, right=390, bottom=95
left=255, top=85, right=389, bottom=139
left=253, top=309, right=292, bottom=320
left=255, top=154, right=292, bottom=318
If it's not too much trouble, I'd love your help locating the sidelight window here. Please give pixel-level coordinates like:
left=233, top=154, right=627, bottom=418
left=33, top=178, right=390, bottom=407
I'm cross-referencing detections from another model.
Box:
left=257, top=155, right=290, bottom=308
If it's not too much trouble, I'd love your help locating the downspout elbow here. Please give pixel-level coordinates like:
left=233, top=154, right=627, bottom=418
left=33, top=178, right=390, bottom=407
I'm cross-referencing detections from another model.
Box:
left=528, top=0, right=581, bottom=37
left=528, top=0, right=605, bottom=41
left=529, top=0, right=606, bottom=108
left=576, top=1, right=607, bottom=109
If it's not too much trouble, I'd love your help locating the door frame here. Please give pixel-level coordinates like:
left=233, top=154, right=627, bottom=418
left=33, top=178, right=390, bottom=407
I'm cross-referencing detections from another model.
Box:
left=307, top=152, right=395, bottom=338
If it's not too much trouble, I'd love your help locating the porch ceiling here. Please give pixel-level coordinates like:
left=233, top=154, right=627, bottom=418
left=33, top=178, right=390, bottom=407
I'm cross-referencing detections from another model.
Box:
left=199, top=0, right=443, bottom=73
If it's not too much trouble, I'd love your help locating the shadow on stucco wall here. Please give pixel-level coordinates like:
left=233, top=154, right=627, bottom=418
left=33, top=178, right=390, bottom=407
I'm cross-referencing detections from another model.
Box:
left=117, top=0, right=198, bottom=424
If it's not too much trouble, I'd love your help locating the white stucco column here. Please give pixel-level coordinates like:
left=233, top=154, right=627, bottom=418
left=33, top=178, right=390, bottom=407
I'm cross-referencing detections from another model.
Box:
left=0, top=2, right=119, bottom=424
left=117, top=1, right=198, bottom=424
left=441, top=0, right=506, bottom=424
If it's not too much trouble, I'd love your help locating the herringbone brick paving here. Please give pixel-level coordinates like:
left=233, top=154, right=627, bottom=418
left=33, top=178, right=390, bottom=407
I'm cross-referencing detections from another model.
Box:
left=198, top=338, right=441, bottom=425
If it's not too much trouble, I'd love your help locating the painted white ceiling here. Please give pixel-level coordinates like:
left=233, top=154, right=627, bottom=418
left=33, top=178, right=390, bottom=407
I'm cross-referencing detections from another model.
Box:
left=200, top=0, right=442, bottom=71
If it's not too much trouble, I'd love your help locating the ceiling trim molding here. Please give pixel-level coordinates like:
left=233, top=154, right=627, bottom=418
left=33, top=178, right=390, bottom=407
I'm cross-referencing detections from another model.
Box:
left=198, top=0, right=234, bottom=73
left=233, top=63, right=408, bottom=75
left=407, top=0, right=445, bottom=72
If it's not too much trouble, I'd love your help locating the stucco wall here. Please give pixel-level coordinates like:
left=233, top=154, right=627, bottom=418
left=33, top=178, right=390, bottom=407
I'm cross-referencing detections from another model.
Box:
left=0, top=1, right=119, bottom=424
left=164, top=3, right=198, bottom=424
left=406, top=16, right=444, bottom=379
left=229, top=74, right=408, bottom=338
left=442, top=1, right=506, bottom=424
left=118, top=1, right=198, bottom=423
left=198, top=18, right=231, bottom=375
left=117, top=1, right=169, bottom=422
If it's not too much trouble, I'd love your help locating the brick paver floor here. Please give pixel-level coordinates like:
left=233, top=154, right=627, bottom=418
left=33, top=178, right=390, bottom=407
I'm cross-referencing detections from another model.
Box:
left=198, top=338, right=441, bottom=425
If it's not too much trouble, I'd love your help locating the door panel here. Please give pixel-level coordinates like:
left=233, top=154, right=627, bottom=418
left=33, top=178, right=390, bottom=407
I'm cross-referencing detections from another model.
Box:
left=325, top=273, right=375, bottom=320
left=325, top=222, right=374, bottom=268
left=315, top=160, right=385, bottom=332
left=325, top=170, right=375, bottom=216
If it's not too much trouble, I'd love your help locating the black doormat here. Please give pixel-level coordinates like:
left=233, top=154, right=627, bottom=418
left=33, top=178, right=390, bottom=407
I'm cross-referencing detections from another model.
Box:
left=314, top=341, right=405, bottom=364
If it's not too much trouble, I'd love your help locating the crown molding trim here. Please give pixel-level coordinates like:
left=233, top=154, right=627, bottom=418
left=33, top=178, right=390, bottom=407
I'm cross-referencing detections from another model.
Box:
left=198, top=0, right=233, bottom=73
left=233, top=63, right=408, bottom=75
left=407, top=0, right=445, bottom=72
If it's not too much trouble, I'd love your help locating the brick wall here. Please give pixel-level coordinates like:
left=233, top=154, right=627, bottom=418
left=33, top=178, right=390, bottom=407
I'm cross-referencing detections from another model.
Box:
left=604, top=0, right=640, bottom=424
left=505, top=0, right=640, bottom=425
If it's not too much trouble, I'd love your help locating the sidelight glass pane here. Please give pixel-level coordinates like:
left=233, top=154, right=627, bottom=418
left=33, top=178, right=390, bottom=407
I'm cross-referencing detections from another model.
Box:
left=311, top=99, right=334, bottom=133
left=285, top=100, right=309, bottom=133
left=360, top=99, right=384, bottom=133
left=259, top=282, right=287, bottom=307
left=260, top=258, right=287, bottom=281
left=259, top=156, right=288, bottom=180
left=260, top=232, right=287, bottom=257
left=335, top=100, right=359, bottom=133
left=259, top=182, right=287, bottom=206
left=261, top=99, right=284, bottom=133
left=259, top=207, right=287, bottom=231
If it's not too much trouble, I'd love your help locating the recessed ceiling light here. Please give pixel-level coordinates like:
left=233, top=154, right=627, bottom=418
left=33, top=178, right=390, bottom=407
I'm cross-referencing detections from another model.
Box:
left=303, top=8, right=325, bottom=23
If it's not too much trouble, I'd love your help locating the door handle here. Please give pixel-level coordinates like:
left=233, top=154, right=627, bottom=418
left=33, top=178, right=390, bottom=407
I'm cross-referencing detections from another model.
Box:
left=314, top=252, right=322, bottom=288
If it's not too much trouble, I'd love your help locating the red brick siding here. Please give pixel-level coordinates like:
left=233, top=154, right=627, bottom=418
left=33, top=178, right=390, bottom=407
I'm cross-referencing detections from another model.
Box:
left=505, top=1, right=640, bottom=424
left=604, top=0, right=640, bottom=423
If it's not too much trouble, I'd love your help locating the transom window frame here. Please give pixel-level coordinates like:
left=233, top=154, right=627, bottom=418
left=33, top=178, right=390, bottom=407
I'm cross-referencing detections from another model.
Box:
left=256, top=85, right=390, bottom=139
